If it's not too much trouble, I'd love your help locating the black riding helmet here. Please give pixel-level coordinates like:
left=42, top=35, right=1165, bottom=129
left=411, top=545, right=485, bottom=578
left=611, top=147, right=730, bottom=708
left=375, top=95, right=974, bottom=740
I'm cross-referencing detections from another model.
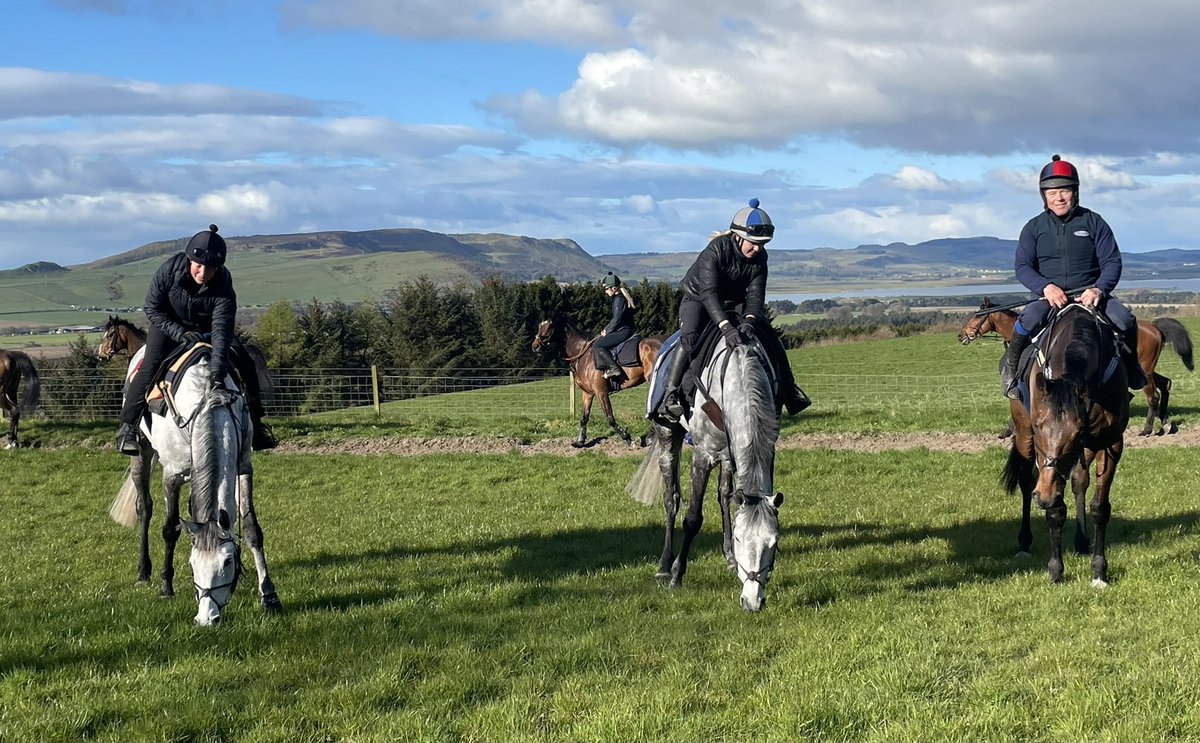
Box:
left=185, top=224, right=228, bottom=267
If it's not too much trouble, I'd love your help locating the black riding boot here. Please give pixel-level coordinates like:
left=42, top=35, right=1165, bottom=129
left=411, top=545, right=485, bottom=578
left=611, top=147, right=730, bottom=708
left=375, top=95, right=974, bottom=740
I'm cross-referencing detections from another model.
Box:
left=755, top=320, right=810, bottom=415
left=1122, top=325, right=1146, bottom=389
left=247, top=399, right=278, bottom=451
left=1002, top=332, right=1033, bottom=400
left=657, top=347, right=690, bottom=423
left=115, top=421, right=141, bottom=455
left=593, top=346, right=621, bottom=378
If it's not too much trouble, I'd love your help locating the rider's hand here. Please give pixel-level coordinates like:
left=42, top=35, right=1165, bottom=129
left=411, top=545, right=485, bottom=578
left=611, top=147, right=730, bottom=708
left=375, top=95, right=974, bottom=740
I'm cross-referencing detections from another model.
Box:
left=1079, top=287, right=1103, bottom=309
left=1043, top=284, right=1069, bottom=309
left=738, top=315, right=757, bottom=337
left=209, top=368, right=226, bottom=388
left=720, top=321, right=743, bottom=348
left=182, top=331, right=204, bottom=345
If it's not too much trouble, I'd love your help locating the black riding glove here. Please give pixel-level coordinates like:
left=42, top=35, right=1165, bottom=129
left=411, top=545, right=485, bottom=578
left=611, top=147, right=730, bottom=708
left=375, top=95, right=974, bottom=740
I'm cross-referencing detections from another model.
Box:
left=738, top=317, right=757, bottom=338
left=182, top=331, right=204, bottom=345
left=720, top=323, right=743, bottom=348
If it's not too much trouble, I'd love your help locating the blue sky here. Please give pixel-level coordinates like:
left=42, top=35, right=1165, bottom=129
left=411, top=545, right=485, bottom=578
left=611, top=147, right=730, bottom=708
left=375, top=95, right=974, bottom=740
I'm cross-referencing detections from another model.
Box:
left=3, top=0, right=1200, bottom=270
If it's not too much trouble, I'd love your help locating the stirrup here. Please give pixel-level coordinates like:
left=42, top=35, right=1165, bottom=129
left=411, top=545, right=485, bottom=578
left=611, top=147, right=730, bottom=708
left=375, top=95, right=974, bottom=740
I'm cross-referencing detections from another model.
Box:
left=604, top=367, right=622, bottom=379
left=252, top=421, right=278, bottom=451
left=116, top=424, right=141, bottom=455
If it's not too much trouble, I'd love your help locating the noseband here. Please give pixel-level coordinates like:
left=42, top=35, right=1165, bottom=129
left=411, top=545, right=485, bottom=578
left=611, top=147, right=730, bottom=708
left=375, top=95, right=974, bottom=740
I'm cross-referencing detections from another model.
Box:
left=193, top=537, right=243, bottom=609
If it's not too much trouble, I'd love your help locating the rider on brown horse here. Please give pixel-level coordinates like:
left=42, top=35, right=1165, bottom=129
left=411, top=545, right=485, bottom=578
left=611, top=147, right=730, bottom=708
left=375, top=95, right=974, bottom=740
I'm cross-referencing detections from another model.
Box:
left=656, top=199, right=809, bottom=422
left=1000, top=155, right=1145, bottom=400
left=592, top=272, right=636, bottom=380
left=115, top=225, right=277, bottom=455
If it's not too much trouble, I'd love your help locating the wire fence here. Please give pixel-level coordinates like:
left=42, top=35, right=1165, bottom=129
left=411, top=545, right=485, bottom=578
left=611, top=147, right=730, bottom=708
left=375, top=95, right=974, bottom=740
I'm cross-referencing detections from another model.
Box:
left=25, top=360, right=1200, bottom=422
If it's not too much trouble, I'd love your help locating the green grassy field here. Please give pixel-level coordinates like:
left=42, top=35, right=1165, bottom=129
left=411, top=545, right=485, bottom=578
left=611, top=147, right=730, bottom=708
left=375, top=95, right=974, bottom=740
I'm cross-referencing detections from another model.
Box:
left=4, top=444, right=1200, bottom=742
left=3, top=322, right=1200, bottom=741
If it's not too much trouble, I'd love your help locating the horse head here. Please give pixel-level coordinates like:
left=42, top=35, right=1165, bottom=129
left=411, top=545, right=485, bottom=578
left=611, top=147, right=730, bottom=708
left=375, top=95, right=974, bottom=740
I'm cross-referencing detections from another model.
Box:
left=183, top=510, right=242, bottom=626
left=531, top=316, right=556, bottom=353
left=97, top=315, right=123, bottom=361
left=732, top=490, right=783, bottom=612
left=958, top=308, right=992, bottom=345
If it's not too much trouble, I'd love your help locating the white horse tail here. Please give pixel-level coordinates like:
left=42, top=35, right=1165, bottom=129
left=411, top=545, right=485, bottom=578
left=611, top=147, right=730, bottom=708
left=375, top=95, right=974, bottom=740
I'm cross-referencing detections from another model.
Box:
left=626, top=432, right=667, bottom=507
left=109, top=466, right=139, bottom=528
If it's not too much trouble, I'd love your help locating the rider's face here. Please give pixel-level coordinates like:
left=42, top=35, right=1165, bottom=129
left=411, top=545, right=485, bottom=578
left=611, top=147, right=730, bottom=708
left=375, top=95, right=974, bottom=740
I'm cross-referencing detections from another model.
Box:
left=189, top=261, right=218, bottom=285
left=738, top=236, right=766, bottom=259
left=1043, top=187, right=1075, bottom=217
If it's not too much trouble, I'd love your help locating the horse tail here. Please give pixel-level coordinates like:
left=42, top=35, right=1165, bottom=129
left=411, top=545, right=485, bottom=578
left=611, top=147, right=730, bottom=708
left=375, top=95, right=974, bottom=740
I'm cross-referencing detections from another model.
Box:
left=723, top=343, right=780, bottom=494
left=1153, top=318, right=1194, bottom=371
left=1000, top=444, right=1025, bottom=496
left=625, top=432, right=666, bottom=507
left=10, top=351, right=41, bottom=412
left=109, top=467, right=139, bottom=528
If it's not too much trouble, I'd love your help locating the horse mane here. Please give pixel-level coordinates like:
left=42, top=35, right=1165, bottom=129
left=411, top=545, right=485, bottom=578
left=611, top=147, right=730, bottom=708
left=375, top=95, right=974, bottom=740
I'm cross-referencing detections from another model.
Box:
left=1041, top=310, right=1101, bottom=418
left=189, top=367, right=219, bottom=525
left=738, top=494, right=780, bottom=532
left=722, top=343, right=780, bottom=495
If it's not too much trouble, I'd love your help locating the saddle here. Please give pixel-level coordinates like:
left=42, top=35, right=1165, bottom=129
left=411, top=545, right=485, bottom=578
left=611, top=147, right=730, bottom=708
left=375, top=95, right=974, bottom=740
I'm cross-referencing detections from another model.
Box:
left=646, top=318, right=779, bottom=423
left=145, top=342, right=214, bottom=417
left=611, top=335, right=643, bottom=367
left=1012, top=304, right=1121, bottom=410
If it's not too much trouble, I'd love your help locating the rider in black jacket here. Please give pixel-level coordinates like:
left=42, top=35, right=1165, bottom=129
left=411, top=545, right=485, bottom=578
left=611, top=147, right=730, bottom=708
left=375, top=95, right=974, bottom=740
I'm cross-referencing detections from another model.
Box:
left=592, top=272, right=636, bottom=378
left=115, top=225, right=277, bottom=454
left=656, top=199, right=809, bottom=421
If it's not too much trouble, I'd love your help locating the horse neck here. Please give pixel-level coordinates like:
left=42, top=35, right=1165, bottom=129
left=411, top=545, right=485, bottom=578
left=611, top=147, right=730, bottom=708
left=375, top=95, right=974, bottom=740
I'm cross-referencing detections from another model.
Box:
left=558, top=317, right=590, bottom=361
left=186, top=364, right=239, bottom=524
left=124, top=325, right=146, bottom=354
left=716, top=344, right=779, bottom=495
left=991, top=312, right=1017, bottom=341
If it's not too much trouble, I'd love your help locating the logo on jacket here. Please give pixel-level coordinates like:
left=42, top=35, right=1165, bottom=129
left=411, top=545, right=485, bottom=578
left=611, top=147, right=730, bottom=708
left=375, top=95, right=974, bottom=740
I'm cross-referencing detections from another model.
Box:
left=1074, top=230, right=1090, bottom=237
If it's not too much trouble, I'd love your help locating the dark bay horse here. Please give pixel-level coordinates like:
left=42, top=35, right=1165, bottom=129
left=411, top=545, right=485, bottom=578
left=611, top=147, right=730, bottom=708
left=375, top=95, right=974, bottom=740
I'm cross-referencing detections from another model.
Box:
left=1001, top=305, right=1129, bottom=585
left=531, top=312, right=661, bottom=447
left=0, top=349, right=41, bottom=448
left=626, top=334, right=783, bottom=611
left=961, top=297, right=1194, bottom=436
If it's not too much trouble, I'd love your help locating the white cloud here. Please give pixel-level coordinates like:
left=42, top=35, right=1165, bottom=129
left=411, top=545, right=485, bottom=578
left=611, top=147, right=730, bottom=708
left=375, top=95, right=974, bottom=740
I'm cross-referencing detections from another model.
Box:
left=891, top=166, right=950, bottom=192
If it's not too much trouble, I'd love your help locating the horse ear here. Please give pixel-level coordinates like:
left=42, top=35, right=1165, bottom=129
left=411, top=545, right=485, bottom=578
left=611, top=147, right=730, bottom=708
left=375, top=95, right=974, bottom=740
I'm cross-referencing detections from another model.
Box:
left=181, top=520, right=202, bottom=536
left=772, top=492, right=784, bottom=508
left=983, top=297, right=992, bottom=307
left=218, top=509, right=231, bottom=531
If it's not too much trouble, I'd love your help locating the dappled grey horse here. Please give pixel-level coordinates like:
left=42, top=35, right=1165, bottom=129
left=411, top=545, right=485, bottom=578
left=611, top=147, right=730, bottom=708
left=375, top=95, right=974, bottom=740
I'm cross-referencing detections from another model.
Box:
left=111, top=344, right=281, bottom=625
left=627, top=334, right=783, bottom=611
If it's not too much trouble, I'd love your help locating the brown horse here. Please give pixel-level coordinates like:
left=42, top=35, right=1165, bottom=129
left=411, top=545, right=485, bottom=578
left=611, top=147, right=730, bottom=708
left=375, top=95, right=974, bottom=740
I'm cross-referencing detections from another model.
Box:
left=0, top=349, right=41, bottom=448
left=960, top=297, right=1194, bottom=436
left=1001, top=305, right=1128, bottom=585
left=531, top=312, right=661, bottom=447
left=98, top=314, right=147, bottom=364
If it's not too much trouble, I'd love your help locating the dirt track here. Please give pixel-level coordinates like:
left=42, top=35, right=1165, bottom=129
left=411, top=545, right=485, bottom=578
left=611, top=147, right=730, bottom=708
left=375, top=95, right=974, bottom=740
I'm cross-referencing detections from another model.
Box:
left=274, top=426, right=1200, bottom=458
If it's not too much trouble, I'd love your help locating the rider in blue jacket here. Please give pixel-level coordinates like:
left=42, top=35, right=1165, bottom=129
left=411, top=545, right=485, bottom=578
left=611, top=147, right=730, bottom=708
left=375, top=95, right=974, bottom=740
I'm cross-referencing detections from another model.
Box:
left=1000, top=155, right=1145, bottom=399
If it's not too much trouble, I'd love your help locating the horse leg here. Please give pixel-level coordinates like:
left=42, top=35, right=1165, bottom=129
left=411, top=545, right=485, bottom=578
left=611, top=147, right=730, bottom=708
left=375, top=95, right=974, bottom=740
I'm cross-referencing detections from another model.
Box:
left=1044, top=495, right=1067, bottom=583
left=670, top=452, right=714, bottom=588
left=1156, top=373, right=1176, bottom=434
left=597, top=389, right=632, bottom=446
left=132, top=447, right=155, bottom=585
left=574, top=391, right=593, bottom=448
left=717, top=460, right=736, bottom=569
left=3, top=393, right=17, bottom=448
left=1010, top=430, right=1036, bottom=557
left=1139, top=379, right=1157, bottom=437
left=1090, top=446, right=1121, bottom=588
left=237, top=467, right=282, bottom=613
left=1070, top=457, right=1092, bottom=556
left=656, top=427, right=683, bottom=581
left=159, top=471, right=185, bottom=598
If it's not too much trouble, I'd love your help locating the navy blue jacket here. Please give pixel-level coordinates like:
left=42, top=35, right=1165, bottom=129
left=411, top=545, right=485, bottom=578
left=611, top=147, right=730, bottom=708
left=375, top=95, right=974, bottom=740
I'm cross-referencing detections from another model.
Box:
left=144, top=252, right=237, bottom=375
left=603, top=292, right=635, bottom=335
left=1015, top=206, right=1122, bottom=297
left=680, top=234, right=767, bottom=326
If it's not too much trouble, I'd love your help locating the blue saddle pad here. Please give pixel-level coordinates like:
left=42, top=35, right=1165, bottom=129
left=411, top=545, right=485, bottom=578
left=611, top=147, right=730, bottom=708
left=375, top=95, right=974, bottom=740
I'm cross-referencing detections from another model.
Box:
left=645, top=330, right=682, bottom=418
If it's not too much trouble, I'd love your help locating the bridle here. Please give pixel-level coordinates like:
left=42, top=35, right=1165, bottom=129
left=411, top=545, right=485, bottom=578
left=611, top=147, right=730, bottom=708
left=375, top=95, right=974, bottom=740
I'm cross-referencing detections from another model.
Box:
left=732, top=491, right=778, bottom=586
left=98, top=326, right=124, bottom=362
left=960, top=313, right=991, bottom=343
left=193, top=536, right=243, bottom=610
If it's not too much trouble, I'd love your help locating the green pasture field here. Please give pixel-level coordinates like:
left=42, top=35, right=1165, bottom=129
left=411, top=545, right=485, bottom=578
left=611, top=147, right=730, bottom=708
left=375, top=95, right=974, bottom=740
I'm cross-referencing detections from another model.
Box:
left=4, top=445, right=1200, bottom=742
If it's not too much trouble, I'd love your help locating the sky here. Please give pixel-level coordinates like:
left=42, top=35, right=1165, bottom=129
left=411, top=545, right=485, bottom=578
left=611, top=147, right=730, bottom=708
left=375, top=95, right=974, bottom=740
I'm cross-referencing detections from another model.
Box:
left=3, top=0, right=1200, bottom=270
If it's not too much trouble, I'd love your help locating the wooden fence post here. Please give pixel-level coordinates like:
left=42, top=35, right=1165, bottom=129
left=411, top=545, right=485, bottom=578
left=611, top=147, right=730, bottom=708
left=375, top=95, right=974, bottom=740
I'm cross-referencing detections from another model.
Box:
left=371, top=364, right=381, bottom=415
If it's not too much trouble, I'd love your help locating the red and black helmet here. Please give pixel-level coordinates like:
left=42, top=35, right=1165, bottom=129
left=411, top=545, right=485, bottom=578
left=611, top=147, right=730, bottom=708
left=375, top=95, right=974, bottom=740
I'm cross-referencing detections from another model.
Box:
left=1039, top=155, right=1079, bottom=190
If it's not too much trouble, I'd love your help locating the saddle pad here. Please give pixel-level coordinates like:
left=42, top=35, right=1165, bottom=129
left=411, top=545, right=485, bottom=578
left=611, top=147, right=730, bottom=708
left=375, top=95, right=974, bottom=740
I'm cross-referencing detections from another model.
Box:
left=645, top=330, right=682, bottom=418
left=146, top=342, right=212, bottom=405
left=613, top=335, right=642, bottom=367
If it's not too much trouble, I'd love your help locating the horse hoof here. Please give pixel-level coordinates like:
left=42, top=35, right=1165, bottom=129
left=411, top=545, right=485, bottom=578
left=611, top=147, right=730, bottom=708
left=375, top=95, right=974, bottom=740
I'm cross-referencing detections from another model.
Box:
left=1091, top=578, right=1109, bottom=589
left=571, top=441, right=586, bottom=449
left=1168, top=423, right=1179, bottom=435
left=135, top=579, right=150, bottom=587
left=160, top=591, right=175, bottom=599
left=1014, top=550, right=1031, bottom=560
left=262, top=594, right=284, bottom=613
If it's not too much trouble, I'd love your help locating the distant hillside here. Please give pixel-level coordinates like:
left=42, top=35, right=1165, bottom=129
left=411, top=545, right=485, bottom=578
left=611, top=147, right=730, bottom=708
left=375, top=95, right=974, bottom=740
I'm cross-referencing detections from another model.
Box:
left=599, top=237, right=1200, bottom=285
left=80, top=227, right=614, bottom=282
